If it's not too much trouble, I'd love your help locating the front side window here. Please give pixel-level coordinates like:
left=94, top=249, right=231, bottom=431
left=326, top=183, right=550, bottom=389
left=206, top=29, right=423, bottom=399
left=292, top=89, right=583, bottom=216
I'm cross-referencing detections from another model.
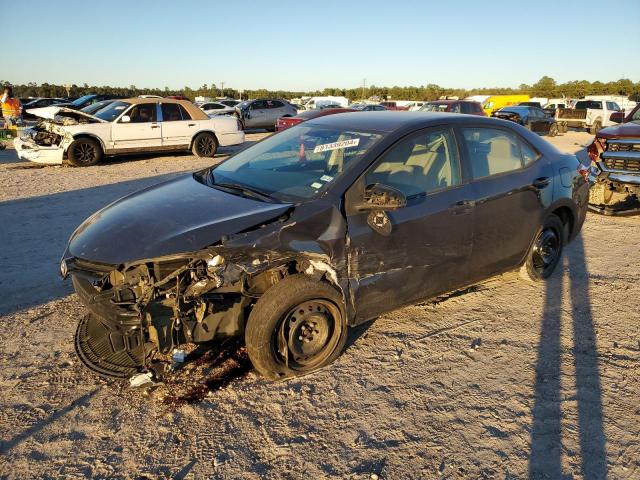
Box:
left=462, top=128, right=525, bottom=179
left=210, top=125, right=382, bottom=201
left=365, top=129, right=461, bottom=197
left=128, top=103, right=157, bottom=123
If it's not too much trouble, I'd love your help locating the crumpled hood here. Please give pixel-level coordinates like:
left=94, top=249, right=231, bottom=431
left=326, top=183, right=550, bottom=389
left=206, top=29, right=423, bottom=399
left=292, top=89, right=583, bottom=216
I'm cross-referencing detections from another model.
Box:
left=25, top=106, right=105, bottom=123
left=598, top=122, right=640, bottom=138
left=66, top=174, right=292, bottom=265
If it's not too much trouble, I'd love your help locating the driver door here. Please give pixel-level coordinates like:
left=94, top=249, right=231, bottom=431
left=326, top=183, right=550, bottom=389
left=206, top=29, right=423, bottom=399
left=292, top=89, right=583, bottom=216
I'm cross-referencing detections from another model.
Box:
left=246, top=100, right=267, bottom=128
left=345, top=128, right=476, bottom=323
left=111, top=102, right=162, bottom=151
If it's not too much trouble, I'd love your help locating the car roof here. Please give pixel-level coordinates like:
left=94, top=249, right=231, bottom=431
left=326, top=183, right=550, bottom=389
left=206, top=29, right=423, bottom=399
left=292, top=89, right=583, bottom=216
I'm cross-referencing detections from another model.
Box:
left=120, top=97, right=208, bottom=120
left=306, top=111, right=498, bottom=132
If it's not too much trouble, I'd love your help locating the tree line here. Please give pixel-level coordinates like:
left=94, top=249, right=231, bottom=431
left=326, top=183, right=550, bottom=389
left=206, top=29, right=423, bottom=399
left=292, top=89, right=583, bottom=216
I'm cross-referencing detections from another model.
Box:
left=3, top=76, right=639, bottom=102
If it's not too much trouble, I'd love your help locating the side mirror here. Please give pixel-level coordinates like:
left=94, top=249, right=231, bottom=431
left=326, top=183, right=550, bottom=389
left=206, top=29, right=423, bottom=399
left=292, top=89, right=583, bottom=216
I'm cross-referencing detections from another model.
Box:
left=120, top=115, right=131, bottom=123
left=609, top=112, right=624, bottom=124
left=357, top=183, right=407, bottom=211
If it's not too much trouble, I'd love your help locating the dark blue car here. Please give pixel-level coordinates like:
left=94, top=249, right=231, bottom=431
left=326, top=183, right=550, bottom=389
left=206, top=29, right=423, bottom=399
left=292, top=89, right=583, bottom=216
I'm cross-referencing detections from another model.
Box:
left=492, top=106, right=558, bottom=136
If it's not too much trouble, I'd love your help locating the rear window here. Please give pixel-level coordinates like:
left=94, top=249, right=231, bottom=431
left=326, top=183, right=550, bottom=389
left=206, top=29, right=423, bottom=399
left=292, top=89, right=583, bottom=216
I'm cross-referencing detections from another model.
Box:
left=575, top=101, right=603, bottom=110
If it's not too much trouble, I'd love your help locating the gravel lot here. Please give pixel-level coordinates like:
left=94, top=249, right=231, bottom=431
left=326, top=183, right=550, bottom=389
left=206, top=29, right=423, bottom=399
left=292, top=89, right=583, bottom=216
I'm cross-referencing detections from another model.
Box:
left=0, top=131, right=638, bottom=479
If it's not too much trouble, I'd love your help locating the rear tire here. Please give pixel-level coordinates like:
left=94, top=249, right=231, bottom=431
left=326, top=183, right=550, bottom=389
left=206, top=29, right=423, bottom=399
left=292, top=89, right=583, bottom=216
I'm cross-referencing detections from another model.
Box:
left=520, top=214, right=564, bottom=282
left=590, top=120, right=602, bottom=135
left=548, top=123, right=558, bottom=137
left=191, top=132, right=218, bottom=157
left=67, top=138, right=102, bottom=167
left=245, top=274, right=348, bottom=380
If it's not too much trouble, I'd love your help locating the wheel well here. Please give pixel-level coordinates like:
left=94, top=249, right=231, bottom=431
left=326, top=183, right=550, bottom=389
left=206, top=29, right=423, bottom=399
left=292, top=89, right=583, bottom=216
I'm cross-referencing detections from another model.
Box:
left=70, top=134, right=105, bottom=153
left=190, top=130, right=219, bottom=149
left=551, top=206, right=574, bottom=242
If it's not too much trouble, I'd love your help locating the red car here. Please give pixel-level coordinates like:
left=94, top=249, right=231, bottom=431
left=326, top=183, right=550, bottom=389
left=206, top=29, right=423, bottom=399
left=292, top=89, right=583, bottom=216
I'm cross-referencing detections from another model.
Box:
left=276, top=108, right=357, bottom=131
left=421, top=100, right=486, bottom=116
left=587, top=103, right=640, bottom=213
left=379, top=101, right=409, bottom=111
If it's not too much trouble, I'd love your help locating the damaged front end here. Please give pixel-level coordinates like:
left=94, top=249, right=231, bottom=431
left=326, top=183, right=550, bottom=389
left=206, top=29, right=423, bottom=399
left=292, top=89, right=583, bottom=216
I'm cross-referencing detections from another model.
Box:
left=14, top=107, right=102, bottom=164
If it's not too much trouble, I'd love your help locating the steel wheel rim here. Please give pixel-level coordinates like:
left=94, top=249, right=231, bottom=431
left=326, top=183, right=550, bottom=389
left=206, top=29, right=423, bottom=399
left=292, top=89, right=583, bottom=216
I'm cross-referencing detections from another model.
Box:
left=74, top=143, right=95, bottom=163
left=276, top=299, right=342, bottom=371
left=532, top=228, right=560, bottom=273
left=198, top=136, right=215, bottom=156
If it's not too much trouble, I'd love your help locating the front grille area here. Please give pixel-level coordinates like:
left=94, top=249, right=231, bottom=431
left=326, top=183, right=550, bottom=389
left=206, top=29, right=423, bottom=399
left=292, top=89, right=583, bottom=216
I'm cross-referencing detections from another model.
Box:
left=603, top=157, right=640, bottom=172
left=607, top=141, right=640, bottom=153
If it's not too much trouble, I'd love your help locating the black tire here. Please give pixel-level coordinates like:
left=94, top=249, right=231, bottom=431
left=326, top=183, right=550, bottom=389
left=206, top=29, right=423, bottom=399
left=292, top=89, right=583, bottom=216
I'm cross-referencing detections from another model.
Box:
left=548, top=122, right=558, bottom=137
left=245, top=274, right=348, bottom=380
left=191, top=132, right=218, bottom=157
left=67, top=138, right=103, bottom=167
left=520, top=214, right=564, bottom=282
left=590, top=120, right=602, bottom=135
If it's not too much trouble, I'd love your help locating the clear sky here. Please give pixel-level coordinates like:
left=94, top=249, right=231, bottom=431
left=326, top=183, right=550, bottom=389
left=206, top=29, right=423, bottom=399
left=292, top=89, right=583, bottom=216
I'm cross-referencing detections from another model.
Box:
left=4, top=0, right=639, bottom=91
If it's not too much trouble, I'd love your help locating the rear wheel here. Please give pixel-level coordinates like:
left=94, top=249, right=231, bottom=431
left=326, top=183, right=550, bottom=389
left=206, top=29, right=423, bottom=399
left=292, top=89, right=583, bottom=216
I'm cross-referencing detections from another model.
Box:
left=245, top=275, right=348, bottom=380
left=549, top=123, right=559, bottom=137
left=590, top=120, right=602, bottom=135
left=67, top=138, right=102, bottom=167
left=192, top=132, right=218, bottom=157
left=520, top=214, right=564, bottom=282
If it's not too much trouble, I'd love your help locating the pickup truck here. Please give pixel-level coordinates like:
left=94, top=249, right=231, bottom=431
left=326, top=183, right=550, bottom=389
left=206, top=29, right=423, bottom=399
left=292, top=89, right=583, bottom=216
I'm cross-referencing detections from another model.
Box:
left=556, top=99, right=622, bottom=134
left=587, top=103, right=640, bottom=214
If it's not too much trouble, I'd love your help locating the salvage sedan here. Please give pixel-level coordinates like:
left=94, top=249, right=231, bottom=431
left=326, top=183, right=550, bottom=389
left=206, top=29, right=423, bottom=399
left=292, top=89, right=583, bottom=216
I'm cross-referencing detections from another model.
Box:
left=14, top=98, right=244, bottom=166
left=61, top=112, right=589, bottom=380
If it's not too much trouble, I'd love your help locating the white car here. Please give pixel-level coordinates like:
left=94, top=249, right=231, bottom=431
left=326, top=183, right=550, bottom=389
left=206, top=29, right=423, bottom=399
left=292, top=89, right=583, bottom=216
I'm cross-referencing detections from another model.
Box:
left=14, top=98, right=245, bottom=166
left=199, top=101, right=235, bottom=116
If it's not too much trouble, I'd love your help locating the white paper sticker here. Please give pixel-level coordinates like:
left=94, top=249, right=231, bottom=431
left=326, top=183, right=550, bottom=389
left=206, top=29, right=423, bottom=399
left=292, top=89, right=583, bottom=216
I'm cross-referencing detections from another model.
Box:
left=311, top=182, right=323, bottom=189
left=313, top=138, right=360, bottom=153
left=320, top=174, right=334, bottom=182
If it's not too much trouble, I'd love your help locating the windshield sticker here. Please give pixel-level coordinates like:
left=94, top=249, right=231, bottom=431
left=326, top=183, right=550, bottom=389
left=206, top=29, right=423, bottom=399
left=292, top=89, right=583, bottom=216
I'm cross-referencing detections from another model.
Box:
left=320, top=174, right=333, bottom=182
left=311, top=182, right=323, bottom=189
left=313, top=138, right=360, bottom=153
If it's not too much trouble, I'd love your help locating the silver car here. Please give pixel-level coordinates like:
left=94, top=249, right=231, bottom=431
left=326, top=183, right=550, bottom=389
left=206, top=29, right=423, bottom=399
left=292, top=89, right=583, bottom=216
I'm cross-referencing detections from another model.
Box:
left=235, top=99, right=297, bottom=131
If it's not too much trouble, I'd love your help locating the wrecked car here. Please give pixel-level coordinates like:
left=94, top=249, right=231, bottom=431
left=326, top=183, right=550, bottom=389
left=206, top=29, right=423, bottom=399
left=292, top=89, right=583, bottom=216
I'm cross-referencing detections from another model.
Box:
left=587, top=104, right=640, bottom=214
left=14, top=98, right=244, bottom=166
left=61, top=112, right=589, bottom=380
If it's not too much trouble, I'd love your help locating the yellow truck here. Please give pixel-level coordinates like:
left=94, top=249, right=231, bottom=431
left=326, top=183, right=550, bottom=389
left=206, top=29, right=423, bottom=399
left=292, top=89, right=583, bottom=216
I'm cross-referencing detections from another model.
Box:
left=482, top=95, right=530, bottom=116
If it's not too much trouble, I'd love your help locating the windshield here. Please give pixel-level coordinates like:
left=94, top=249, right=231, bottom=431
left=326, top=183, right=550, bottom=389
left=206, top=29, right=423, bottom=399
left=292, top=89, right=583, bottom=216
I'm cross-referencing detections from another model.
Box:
left=209, top=125, right=383, bottom=202
left=422, top=103, right=449, bottom=112
left=93, top=101, right=130, bottom=122
left=236, top=101, right=250, bottom=110
left=71, top=95, right=95, bottom=107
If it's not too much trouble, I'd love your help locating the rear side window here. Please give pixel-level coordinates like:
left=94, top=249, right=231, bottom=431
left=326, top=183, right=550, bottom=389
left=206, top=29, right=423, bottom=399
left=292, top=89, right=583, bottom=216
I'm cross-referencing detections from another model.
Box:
left=178, top=104, right=192, bottom=120
left=462, top=128, right=526, bottom=179
left=366, top=128, right=462, bottom=197
left=128, top=103, right=157, bottom=123
left=161, top=103, right=182, bottom=121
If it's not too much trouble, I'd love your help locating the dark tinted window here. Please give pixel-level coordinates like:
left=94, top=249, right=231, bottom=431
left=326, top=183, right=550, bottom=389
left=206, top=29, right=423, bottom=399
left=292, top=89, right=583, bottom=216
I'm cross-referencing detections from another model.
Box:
left=366, top=129, right=461, bottom=197
left=450, top=102, right=461, bottom=113
left=128, top=103, right=157, bottom=123
left=161, top=103, right=182, bottom=121
left=251, top=100, right=267, bottom=109
left=270, top=100, right=285, bottom=108
left=462, top=128, right=523, bottom=179
left=575, top=100, right=602, bottom=110
left=460, top=102, right=472, bottom=114
left=178, top=104, right=192, bottom=120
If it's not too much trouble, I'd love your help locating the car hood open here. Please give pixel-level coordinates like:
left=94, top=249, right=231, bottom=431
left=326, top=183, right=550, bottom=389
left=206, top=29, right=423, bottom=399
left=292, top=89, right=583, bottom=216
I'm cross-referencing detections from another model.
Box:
left=66, top=174, right=293, bottom=265
left=25, top=106, right=105, bottom=123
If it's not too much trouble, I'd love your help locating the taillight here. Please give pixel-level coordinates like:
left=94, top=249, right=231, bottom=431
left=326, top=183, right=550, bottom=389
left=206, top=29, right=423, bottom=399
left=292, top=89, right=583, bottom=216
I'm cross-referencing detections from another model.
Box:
left=587, top=137, right=605, bottom=163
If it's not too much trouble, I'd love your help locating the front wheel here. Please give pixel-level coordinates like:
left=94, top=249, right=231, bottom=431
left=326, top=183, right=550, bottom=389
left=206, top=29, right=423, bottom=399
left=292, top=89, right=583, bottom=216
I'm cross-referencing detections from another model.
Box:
left=245, top=275, right=348, bottom=380
left=191, top=132, right=218, bottom=157
left=67, top=138, right=103, bottom=167
left=548, top=123, right=559, bottom=137
left=590, top=120, right=602, bottom=135
left=520, top=214, right=564, bottom=282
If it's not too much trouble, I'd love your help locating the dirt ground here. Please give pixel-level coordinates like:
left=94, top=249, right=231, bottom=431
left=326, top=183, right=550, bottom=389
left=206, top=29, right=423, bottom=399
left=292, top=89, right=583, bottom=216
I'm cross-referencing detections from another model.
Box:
left=0, top=131, right=638, bottom=479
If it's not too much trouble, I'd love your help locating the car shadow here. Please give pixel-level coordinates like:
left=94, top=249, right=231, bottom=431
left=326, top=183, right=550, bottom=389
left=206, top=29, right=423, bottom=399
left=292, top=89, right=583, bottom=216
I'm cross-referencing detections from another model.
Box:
left=528, top=234, right=607, bottom=478
left=0, top=172, right=191, bottom=315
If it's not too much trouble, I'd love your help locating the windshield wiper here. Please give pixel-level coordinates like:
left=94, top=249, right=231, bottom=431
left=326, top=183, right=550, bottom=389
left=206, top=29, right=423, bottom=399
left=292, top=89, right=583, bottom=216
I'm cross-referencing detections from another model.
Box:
left=214, top=182, right=276, bottom=203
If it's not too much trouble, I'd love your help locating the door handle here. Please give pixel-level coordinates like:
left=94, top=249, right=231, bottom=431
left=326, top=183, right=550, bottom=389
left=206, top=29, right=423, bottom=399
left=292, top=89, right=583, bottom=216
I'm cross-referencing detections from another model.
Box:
left=532, top=177, right=551, bottom=189
left=188, top=123, right=196, bottom=127
left=150, top=125, right=160, bottom=129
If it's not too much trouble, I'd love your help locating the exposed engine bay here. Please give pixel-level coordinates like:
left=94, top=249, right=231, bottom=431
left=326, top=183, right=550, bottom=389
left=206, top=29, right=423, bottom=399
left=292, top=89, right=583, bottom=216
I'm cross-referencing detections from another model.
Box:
left=68, top=247, right=337, bottom=379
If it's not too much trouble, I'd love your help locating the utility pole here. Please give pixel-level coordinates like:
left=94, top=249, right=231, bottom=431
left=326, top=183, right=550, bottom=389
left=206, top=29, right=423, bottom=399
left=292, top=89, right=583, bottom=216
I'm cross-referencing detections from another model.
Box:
left=220, top=81, right=224, bottom=98
left=362, top=78, right=366, bottom=100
